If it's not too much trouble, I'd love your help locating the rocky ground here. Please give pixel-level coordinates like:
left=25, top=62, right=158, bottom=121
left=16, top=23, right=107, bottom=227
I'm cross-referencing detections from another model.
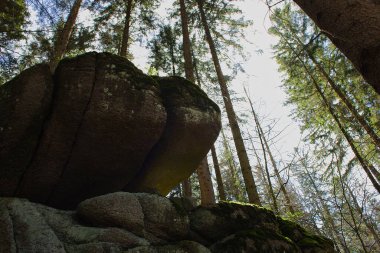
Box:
left=0, top=192, right=335, bottom=253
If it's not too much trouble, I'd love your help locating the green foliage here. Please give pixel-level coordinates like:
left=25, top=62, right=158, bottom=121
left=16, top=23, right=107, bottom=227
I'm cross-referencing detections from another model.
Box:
left=90, top=0, right=158, bottom=56
left=269, top=3, right=380, bottom=178
left=0, top=0, right=28, bottom=84
left=148, top=24, right=183, bottom=76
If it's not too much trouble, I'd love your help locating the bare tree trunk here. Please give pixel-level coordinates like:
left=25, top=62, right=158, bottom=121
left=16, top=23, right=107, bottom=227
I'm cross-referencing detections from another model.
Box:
left=179, top=0, right=194, bottom=80
left=211, top=145, right=226, bottom=201
left=196, top=0, right=261, bottom=205
left=119, top=0, right=133, bottom=57
left=179, top=0, right=215, bottom=205
left=244, top=87, right=295, bottom=214
left=196, top=159, right=216, bottom=205
left=49, top=0, right=82, bottom=71
left=221, top=129, right=243, bottom=200
left=247, top=131, right=275, bottom=210
left=293, top=0, right=380, bottom=94
left=181, top=179, right=192, bottom=198
left=248, top=121, right=278, bottom=212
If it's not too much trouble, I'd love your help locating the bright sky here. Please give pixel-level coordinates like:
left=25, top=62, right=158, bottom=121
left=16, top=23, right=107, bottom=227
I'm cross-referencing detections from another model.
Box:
left=130, top=0, right=302, bottom=162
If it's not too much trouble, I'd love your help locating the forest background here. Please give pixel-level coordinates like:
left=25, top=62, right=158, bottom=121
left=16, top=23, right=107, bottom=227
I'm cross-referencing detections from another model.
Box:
left=1, top=0, right=379, bottom=252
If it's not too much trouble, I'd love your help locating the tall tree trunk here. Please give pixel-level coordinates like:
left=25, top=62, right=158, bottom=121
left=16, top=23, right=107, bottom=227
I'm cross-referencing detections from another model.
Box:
left=249, top=120, right=278, bottom=212
left=196, top=0, right=261, bottom=205
left=244, top=87, right=295, bottom=214
left=247, top=131, right=275, bottom=210
left=196, top=159, right=216, bottom=205
left=221, top=129, right=243, bottom=200
left=49, top=0, right=82, bottom=71
left=293, top=0, right=380, bottom=94
left=179, top=0, right=215, bottom=205
left=211, top=145, right=226, bottom=201
left=179, top=0, right=194, bottom=80
left=282, top=35, right=380, bottom=193
left=181, top=179, right=192, bottom=198
left=119, top=0, right=133, bottom=57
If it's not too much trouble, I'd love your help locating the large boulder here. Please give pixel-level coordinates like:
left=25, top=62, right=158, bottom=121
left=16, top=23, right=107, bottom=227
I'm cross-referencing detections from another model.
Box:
left=126, top=76, right=221, bottom=195
left=0, top=52, right=221, bottom=209
left=0, top=64, right=53, bottom=196
left=15, top=53, right=167, bottom=209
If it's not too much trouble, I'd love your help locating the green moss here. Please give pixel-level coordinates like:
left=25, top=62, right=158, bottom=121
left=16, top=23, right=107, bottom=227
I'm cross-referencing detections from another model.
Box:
left=153, top=76, right=220, bottom=113
left=211, top=228, right=300, bottom=253
left=298, top=237, right=321, bottom=248
left=277, top=217, right=305, bottom=237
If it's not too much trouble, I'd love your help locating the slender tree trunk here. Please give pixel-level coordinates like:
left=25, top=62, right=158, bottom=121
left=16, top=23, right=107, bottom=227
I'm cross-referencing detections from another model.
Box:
left=309, top=63, right=380, bottom=193
left=182, top=179, right=192, bottom=198
left=282, top=35, right=380, bottom=193
left=179, top=0, right=215, bottom=205
left=211, top=145, right=226, bottom=201
left=196, top=158, right=216, bottom=205
left=249, top=120, right=278, bottom=212
left=252, top=148, right=271, bottom=203
left=179, top=0, right=194, bottom=80
left=196, top=0, right=261, bottom=205
left=221, top=129, right=243, bottom=200
left=346, top=183, right=380, bottom=248
left=244, top=87, right=295, bottom=214
left=247, top=131, right=275, bottom=210
left=49, top=0, right=82, bottom=71
left=335, top=159, right=369, bottom=253
left=302, top=162, right=350, bottom=253
left=293, top=0, right=380, bottom=95
left=119, top=0, right=133, bottom=57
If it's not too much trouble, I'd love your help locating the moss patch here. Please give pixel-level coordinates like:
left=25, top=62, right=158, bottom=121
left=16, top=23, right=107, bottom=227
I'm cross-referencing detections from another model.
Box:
left=211, top=228, right=300, bottom=253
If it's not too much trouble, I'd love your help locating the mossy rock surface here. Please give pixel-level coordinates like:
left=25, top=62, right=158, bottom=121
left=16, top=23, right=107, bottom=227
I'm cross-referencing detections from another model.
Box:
left=210, top=228, right=301, bottom=253
left=190, top=201, right=336, bottom=252
left=190, top=201, right=279, bottom=242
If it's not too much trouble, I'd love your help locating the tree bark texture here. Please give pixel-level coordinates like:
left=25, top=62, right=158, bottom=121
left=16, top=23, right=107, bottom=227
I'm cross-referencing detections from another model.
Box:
left=179, top=0, right=195, bottom=82
left=119, top=0, right=133, bottom=57
left=179, top=0, right=215, bottom=205
left=197, top=0, right=261, bottom=205
left=211, top=145, right=226, bottom=201
left=49, top=0, right=82, bottom=71
left=196, top=158, right=216, bottom=205
left=182, top=179, right=192, bottom=197
left=293, top=0, right=380, bottom=94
